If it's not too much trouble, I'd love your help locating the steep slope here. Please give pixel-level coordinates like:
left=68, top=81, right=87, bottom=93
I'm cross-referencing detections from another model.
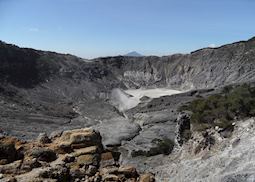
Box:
left=1, top=37, right=255, bottom=95
left=0, top=37, right=255, bottom=141
left=0, top=41, right=123, bottom=139
left=0, top=37, right=255, bottom=179
left=155, top=118, right=255, bottom=181
left=93, top=37, right=255, bottom=90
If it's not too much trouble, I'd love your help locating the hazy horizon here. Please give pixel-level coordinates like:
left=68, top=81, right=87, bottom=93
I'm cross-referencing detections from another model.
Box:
left=1, top=0, right=255, bottom=59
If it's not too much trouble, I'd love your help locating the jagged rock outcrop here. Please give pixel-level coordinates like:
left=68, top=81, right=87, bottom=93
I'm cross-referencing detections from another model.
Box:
left=1, top=37, right=255, bottom=181
left=175, top=111, right=191, bottom=146
left=154, top=118, right=255, bottom=181
left=0, top=128, right=155, bottom=182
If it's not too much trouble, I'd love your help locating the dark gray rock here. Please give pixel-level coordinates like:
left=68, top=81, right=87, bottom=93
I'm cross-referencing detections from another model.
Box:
left=176, top=111, right=191, bottom=146
left=221, top=173, right=255, bottom=182
left=94, top=117, right=141, bottom=147
left=49, top=130, right=63, bottom=139
left=85, top=165, right=97, bottom=176
left=30, top=148, right=57, bottom=162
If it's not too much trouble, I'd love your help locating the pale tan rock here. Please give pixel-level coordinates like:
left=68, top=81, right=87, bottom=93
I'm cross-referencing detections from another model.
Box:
left=100, top=152, right=115, bottom=167
left=76, top=154, right=100, bottom=166
left=0, top=160, right=22, bottom=174
left=55, top=128, right=102, bottom=151
left=73, top=146, right=98, bottom=157
left=54, top=141, right=72, bottom=154
left=139, top=173, right=155, bottom=182
left=77, top=154, right=94, bottom=165
left=59, top=128, right=93, bottom=142
left=3, top=177, right=17, bottom=182
left=118, top=165, right=138, bottom=177
left=0, top=128, right=150, bottom=182
left=103, top=174, right=119, bottom=181
left=100, top=166, right=118, bottom=176
left=70, top=132, right=94, bottom=144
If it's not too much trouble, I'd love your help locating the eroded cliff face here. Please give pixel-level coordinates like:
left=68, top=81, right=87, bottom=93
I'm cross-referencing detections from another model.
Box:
left=1, top=37, right=255, bottom=99
left=93, top=37, right=255, bottom=90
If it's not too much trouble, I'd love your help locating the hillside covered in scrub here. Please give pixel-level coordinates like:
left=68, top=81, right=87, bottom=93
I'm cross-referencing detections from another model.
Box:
left=180, top=84, right=255, bottom=132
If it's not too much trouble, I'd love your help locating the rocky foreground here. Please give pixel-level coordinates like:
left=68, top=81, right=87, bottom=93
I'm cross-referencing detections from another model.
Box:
left=154, top=117, right=255, bottom=181
left=0, top=128, right=155, bottom=182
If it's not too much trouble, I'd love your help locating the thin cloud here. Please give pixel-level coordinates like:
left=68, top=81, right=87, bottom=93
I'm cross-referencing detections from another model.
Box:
left=28, top=27, right=39, bottom=32
left=208, top=44, right=216, bottom=48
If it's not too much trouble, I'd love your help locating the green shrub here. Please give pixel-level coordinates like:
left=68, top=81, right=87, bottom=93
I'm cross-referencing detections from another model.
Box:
left=180, top=84, right=255, bottom=131
left=151, top=138, right=174, bottom=155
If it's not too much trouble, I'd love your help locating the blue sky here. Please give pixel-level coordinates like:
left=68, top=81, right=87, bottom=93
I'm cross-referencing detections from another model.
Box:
left=0, top=0, right=255, bottom=58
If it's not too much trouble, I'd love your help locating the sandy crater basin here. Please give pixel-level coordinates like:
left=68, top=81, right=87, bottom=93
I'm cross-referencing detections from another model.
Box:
left=125, top=88, right=182, bottom=99
left=111, top=88, right=183, bottom=111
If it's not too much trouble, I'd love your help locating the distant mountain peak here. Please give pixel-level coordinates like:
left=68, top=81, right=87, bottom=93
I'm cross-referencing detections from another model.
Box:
left=124, top=51, right=143, bottom=57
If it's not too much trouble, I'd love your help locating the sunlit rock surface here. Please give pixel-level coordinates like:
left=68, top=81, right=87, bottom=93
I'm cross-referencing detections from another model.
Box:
left=0, top=128, right=155, bottom=182
left=155, top=118, right=255, bottom=181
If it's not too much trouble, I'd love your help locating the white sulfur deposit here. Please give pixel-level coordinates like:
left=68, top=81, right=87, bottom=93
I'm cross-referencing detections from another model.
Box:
left=125, top=88, right=182, bottom=99
left=110, top=88, right=140, bottom=111
left=110, top=88, right=182, bottom=111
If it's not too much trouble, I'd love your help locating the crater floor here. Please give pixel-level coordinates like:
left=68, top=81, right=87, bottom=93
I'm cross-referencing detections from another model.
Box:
left=111, top=88, right=183, bottom=111
left=125, top=88, right=183, bottom=100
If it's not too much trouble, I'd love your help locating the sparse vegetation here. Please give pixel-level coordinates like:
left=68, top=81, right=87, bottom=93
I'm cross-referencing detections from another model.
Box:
left=180, top=84, right=255, bottom=131
left=151, top=138, right=174, bottom=155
